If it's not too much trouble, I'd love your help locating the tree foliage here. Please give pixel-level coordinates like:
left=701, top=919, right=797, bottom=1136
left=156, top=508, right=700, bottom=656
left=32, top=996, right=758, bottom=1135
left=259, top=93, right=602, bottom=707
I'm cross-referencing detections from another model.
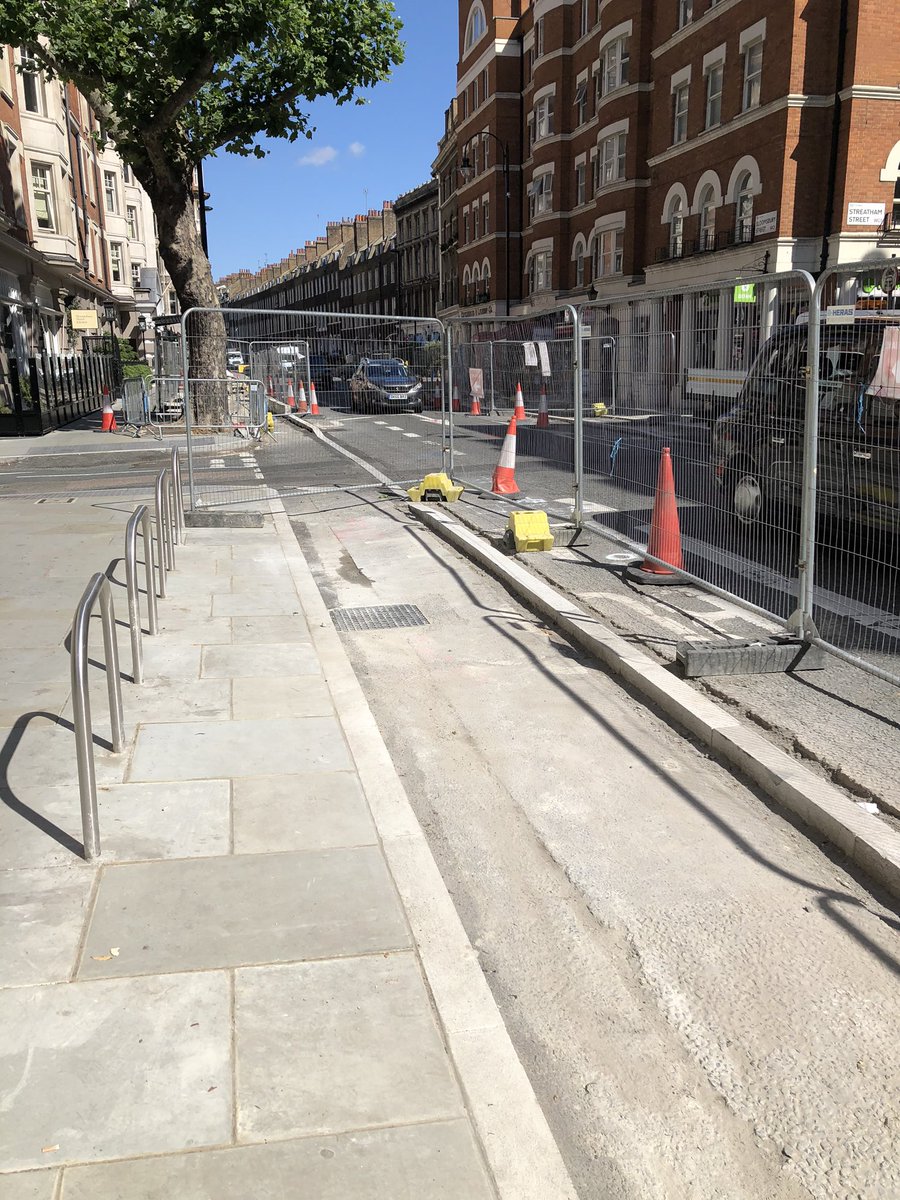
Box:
left=0, top=0, right=404, bottom=185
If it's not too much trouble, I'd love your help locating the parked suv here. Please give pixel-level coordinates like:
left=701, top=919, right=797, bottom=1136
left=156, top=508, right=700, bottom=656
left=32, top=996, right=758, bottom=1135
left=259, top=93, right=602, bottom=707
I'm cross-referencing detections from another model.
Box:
left=712, top=319, right=899, bottom=534
left=349, top=358, right=423, bottom=412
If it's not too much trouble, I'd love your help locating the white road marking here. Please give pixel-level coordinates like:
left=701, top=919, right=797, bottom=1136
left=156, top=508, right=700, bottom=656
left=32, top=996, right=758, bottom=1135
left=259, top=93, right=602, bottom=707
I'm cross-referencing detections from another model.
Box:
left=386, top=425, right=403, bottom=432
left=401, top=432, right=420, bottom=439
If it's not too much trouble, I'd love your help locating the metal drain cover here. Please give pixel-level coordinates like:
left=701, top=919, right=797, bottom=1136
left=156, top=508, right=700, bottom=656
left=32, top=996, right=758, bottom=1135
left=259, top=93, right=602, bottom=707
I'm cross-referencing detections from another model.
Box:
left=330, top=604, right=428, bottom=632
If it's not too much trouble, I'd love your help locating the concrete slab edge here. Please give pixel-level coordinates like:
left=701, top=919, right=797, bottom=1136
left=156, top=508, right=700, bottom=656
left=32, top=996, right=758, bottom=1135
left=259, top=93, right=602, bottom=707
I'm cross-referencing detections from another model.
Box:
left=267, top=500, right=579, bottom=1200
left=409, top=504, right=900, bottom=903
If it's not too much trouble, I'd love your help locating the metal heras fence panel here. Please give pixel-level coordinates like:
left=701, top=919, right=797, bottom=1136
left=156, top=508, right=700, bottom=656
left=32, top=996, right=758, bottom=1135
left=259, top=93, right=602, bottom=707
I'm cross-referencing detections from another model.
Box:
left=797, top=261, right=900, bottom=684
left=180, top=307, right=447, bottom=509
left=577, top=270, right=816, bottom=626
left=446, top=305, right=582, bottom=519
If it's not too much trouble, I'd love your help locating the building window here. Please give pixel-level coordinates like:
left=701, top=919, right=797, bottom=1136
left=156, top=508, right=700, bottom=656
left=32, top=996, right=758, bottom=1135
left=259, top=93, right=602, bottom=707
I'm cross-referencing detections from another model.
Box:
left=735, top=173, right=754, bottom=242
left=673, top=83, right=689, bottom=144
left=0, top=47, right=11, bottom=98
left=534, top=93, right=555, bottom=141
left=30, top=162, right=55, bottom=230
left=668, top=196, right=684, bottom=258
left=463, top=206, right=470, bottom=243
left=473, top=202, right=480, bottom=239
left=601, top=36, right=629, bottom=96
left=575, top=79, right=588, bottom=126
left=575, top=160, right=586, bottom=206
left=131, top=262, right=142, bottom=288
left=20, top=50, right=47, bottom=115
left=104, top=170, right=118, bottom=214
left=168, top=291, right=178, bottom=315
left=529, top=172, right=553, bottom=218
left=122, top=163, right=131, bottom=184
left=465, top=2, right=486, bottom=52
left=677, top=0, right=693, bottom=30
left=698, top=185, right=716, bottom=250
left=126, top=204, right=139, bottom=240
left=580, top=0, right=589, bottom=38
left=593, top=229, right=624, bottom=278
left=743, top=41, right=763, bottom=110
left=535, top=18, right=545, bottom=58
left=528, top=249, right=552, bottom=293
left=472, top=75, right=479, bottom=109
left=110, top=241, right=123, bottom=283
left=483, top=196, right=490, bottom=234
left=599, top=132, right=626, bottom=185
left=705, top=64, right=723, bottom=129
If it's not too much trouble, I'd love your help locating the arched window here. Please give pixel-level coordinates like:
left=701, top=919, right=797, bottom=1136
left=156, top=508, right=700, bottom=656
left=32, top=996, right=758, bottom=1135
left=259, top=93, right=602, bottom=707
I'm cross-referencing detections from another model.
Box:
left=698, top=184, right=716, bottom=251
left=735, top=171, right=754, bottom=243
left=465, top=2, right=487, bottom=52
left=481, top=260, right=491, bottom=299
left=668, top=195, right=684, bottom=258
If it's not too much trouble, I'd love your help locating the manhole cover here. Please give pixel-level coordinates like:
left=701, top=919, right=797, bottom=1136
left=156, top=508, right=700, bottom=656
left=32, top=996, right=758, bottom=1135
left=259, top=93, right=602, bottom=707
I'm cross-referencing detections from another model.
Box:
left=330, top=604, right=428, bottom=632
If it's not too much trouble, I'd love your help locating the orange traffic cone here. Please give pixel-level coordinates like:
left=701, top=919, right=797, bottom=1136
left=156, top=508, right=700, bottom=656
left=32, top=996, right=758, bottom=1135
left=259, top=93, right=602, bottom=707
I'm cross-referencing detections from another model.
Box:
left=267, top=375, right=275, bottom=399
left=297, top=382, right=308, bottom=414
left=452, top=385, right=461, bottom=413
left=286, top=378, right=296, bottom=409
left=433, top=383, right=442, bottom=411
left=100, top=385, right=117, bottom=432
left=513, top=381, right=526, bottom=421
left=627, top=447, right=683, bottom=585
left=470, top=393, right=482, bottom=416
left=309, top=382, right=320, bottom=415
left=491, top=415, right=520, bottom=495
left=536, top=385, right=549, bottom=429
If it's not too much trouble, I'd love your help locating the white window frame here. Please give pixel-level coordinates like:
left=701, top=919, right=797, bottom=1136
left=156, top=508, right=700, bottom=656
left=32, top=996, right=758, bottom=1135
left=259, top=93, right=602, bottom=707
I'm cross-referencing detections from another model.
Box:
left=677, top=0, right=693, bottom=30
left=130, top=262, right=142, bottom=289
left=602, top=36, right=629, bottom=96
left=575, top=156, right=587, bottom=207
left=668, top=196, right=684, bottom=258
left=599, top=131, right=626, bottom=186
left=103, top=170, right=118, bottom=214
left=698, top=185, right=717, bottom=250
left=735, top=173, right=754, bottom=242
left=0, top=47, right=12, bottom=99
left=482, top=192, right=490, bottom=235
left=742, top=41, right=763, bottom=111
left=19, top=49, right=46, bottom=116
left=672, top=82, right=689, bottom=145
left=465, top=3, right=487, bottom=52
left=534, top=92, right=555, bottom=141
left=529, top=170, right=554, bottom=218
left=535, top=17, right=545, bottom=58
left=110, top=240, right=124, bottom=283
left=30, top=161, right=55, bottom=231
left=528, top=248, right=552, bottom=294
left=594, top=227, right=624, bottom=278
left=126, top=204, right=139, bottom=241
left=575, top=76, right=588, bottom=126
left=705, top=62, right=723, bottom=129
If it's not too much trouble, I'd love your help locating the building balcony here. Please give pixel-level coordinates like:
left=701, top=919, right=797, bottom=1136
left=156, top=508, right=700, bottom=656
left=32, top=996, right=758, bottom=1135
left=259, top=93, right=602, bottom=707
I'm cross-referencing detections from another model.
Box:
left=877, top=211, right=900, bottom=247
left=656, top=226, right=755, bottom=263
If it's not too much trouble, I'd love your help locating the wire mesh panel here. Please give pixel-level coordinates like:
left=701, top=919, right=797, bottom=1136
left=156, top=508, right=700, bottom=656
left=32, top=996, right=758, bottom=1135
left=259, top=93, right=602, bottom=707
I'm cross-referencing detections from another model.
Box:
left=579, top=271, right=815, bottom=624
left=807, top=262, right=900, bottom=681
left=447, top=306, right=580, bottom=513
left=180, top=307, right=447, bottom=508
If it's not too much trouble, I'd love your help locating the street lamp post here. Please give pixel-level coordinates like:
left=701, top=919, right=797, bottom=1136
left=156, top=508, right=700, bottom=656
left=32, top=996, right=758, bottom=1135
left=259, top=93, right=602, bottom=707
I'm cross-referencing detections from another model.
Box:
left=460, top=131, right=511, bottom=315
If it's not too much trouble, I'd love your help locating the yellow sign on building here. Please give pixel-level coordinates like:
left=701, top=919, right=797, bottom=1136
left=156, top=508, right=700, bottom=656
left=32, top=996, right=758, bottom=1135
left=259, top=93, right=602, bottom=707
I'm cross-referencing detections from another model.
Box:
left=70, top=309, right=99, bottom=330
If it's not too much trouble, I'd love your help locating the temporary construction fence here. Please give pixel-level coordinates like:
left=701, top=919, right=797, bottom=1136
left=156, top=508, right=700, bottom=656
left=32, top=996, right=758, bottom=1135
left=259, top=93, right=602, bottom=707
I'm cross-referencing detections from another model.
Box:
left=446, top=262, right=899, bottom=686
left=178, top=306, right=447, bottom=509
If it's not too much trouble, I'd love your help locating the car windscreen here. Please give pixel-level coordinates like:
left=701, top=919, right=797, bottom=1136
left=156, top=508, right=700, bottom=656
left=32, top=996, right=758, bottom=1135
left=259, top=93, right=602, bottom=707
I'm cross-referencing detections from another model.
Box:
left=366, top=361, right=410, bottom=381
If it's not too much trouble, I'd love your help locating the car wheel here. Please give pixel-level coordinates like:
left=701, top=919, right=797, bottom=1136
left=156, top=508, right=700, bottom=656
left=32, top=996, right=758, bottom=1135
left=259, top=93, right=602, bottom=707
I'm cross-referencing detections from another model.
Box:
left=729, top=460, right=766, bottom=527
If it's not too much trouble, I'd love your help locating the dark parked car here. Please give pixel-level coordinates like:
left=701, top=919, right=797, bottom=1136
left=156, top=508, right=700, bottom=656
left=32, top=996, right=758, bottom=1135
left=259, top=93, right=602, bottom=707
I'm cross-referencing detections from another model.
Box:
left=349, top=358, right=423, bottom=413
left=712, top=319, right=899, bottom=534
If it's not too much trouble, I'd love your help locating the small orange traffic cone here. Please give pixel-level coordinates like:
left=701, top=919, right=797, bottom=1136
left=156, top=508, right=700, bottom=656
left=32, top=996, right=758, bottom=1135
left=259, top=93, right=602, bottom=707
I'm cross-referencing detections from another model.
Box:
left=536, top=385, right=550, bottom=429
left=267, top=375, right=275, bottom=399
left=513, top=382, right=526, bottom=421
left=286, top=378, right=296, bottom=409
left=627, top=447, right=683, bottom=585
left=470, top=393, right=482, bottom=416
left=309, top=382, right=320, bottom=415
left=100, top=385, right=117, bottom=432
left=491, top=415, right=520, bottom=495
left=297, top=382, right=308, bottom=414
left=452, top=385, right=461, bottom=413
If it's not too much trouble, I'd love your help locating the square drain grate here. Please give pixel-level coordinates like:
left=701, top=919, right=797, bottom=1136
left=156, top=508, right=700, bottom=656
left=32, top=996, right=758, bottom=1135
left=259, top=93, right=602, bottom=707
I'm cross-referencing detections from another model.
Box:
left=330, top=603, right=428, bottom=632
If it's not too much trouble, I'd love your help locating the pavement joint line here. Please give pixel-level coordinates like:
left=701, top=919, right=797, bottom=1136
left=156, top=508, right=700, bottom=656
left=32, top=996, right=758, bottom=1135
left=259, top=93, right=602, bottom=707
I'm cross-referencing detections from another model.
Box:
left=269, top=498, right=579, bottom=1200
left=409, top=504, right=900, bottom=903
left=284, top=414, right=394, bottom=487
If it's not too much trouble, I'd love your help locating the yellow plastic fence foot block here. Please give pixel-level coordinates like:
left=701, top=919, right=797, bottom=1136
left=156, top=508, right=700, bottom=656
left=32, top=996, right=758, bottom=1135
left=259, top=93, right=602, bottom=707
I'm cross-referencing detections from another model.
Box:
left=507, top=510, right=554, bottom=552
left=407, top=472, right=465, bottom=503
left=266, top=412, right=275, bottom=433
left=592, top=402, right=608, bottom=417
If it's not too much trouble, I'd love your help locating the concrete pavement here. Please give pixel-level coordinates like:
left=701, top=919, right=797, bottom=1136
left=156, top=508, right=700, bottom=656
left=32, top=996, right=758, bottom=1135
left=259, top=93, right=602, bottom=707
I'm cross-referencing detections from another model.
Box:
left=0, top=492, right=576, bottom=1198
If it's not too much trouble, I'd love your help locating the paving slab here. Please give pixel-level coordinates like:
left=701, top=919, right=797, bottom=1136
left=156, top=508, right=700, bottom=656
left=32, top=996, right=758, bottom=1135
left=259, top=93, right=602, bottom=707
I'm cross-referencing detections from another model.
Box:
left=79, top=847, right=409, bottom=978
left=0, top=1169, right=57, bottom=1199
left=59, top=1120, right=494, bottom=1199
left=230, top=615, right=312, bottom=643
left=153, top=616, right=233, bottom=645
left=232, top=773, right=376, bottom=853
left=0, top=973, right=231, bottom=1171
left=1, top=865, right=93, bottom=987
left=231, top=675, right=333, bottom=719
left=212, top=592, right=304, bottom=618
left=0, top=780, right=230, bottom=870
left=235, top=954, right=464, bottom=1140
left=128, top=716, right=351, bottom=781
left=200, top=643, right=320, bottom=679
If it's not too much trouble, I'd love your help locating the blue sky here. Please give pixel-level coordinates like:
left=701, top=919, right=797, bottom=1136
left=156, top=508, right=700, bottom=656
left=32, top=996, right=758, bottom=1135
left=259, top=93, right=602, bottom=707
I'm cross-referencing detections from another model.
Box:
left=206, top=1, right=458, bottom=279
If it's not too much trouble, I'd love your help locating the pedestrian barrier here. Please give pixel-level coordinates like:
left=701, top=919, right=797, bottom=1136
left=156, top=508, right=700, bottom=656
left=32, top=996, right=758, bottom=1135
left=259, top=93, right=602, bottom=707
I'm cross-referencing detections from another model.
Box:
left=121, top=378, right=162, bottom=440
left=69, top=448, right=185, bottom=859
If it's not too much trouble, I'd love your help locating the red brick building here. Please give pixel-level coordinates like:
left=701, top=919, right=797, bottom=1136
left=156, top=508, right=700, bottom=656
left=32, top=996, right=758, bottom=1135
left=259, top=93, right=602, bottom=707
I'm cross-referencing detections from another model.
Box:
left=441, top=0, right=900, bottom=318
